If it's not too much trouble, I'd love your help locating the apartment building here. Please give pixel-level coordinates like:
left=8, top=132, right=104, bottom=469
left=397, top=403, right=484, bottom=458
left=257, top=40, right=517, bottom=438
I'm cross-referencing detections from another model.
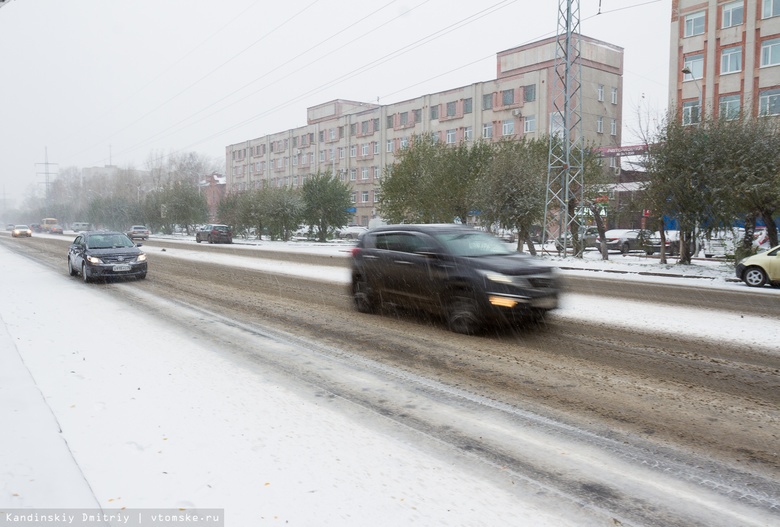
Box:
left=226, top=35, right=624, bottom=227
left=671, top=0, right=780, bottom=124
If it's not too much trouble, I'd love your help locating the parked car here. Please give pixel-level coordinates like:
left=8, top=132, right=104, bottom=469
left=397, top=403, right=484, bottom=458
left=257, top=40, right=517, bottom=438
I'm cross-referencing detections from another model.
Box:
left=701, top=228, right=744, bottom=258
left=195, top=224, right=233, bottom=244
left=604, top=229, right=653, bottom=254
left=555, top=226, right=600, bottom=252
left=67, top=231, right=147, bottom=283
left=335, top=225, right=368, bottom=240
left=11, top=225, right=32, bottom=237
left=126, top=225, right=151, bottom=240
left=736, top=244, right=780, bottom=287
left=71, top=222, right=91, bottom=232
left=350, top=224, right=560, bottom=334
left=49, top=224, right=64, bottom=235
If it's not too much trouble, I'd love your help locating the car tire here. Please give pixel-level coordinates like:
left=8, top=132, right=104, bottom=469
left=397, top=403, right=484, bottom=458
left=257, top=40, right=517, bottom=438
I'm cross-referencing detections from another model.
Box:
left=208, top=235, right=213, bottom=244
left=743, top=266, right=767, bottom=287
left=446, top=294, right=481, bottom=335
left=621, top=242, right=630, bottom=254
left=344, top=234, right=354, bottom=240
left=352, top=275, right=377, bottom=314
left=138, top=273, right=147, bottom=280
left=81, top=262, right=91, bottom=284
left=196, top=236, right=201, bottom=243
left=68, top=257, right=78, bottom=276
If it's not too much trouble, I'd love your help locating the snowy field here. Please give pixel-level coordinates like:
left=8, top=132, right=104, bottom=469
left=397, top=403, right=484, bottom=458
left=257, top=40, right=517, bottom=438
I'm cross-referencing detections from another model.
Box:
left=1, top=236, right=778, bottom=525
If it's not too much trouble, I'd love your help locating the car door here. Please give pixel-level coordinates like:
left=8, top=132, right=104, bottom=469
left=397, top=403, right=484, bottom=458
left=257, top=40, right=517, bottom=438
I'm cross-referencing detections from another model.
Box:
left=69, top=235, right=86, bottom=268
left=765, top=247, right=780, bottom=281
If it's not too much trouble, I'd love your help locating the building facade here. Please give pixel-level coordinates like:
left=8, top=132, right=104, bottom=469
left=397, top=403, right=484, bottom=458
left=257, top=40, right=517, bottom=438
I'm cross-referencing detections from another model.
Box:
left=671, top=0, right=780, bottom=124
left=226, top=35, right=624, bottom=227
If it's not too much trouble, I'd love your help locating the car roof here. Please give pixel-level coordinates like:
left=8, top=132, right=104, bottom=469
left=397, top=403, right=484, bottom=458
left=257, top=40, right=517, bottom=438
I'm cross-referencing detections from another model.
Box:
left=366, top=223, right=477, bottom=235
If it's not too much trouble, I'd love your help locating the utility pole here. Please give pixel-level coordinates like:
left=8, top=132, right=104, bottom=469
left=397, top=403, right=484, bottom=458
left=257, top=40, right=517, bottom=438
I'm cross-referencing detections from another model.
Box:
left=35, top=147, right=59, bottom=209
left=543, top=0, right=585, bottom=258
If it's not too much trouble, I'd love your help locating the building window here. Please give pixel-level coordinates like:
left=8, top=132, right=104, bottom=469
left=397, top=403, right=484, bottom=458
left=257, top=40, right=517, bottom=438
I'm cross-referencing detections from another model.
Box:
left=373, top=166, right=380, bottom=179
left=350, top=145, right=356, bottom=157
left=482, top=123, right=493, bottom=138
left=524, top=84, right=536, bottom=102
left=764, top=0, right=780, bottom=18
left=373, top=142, right=379, bottom=155
left=373, top=118, right=379, bottom=132
left=684, top=11, right=705, bottom=37
left=596, top=116, right=604, bottom=133
left=597, top=84, right=604, bottom=101
left=719, top=94, right=741, bottom=120
left=683, top=54, right=704, bottom=79
left=524, top=115, right=536, bottom=133
left=502, top=89, right=515, bottom=105
left=386, top=139, right=394, bottom=153
left=611, top=87, right=618, bottom=104
left=482, top=93, right=493, bottom=110
left=682, top=100, right=701, bottom=125
left=721, top=46, right=742, bottom=74
left=759, top=89, right=780, bottom=115
left=360, top=121, right=368, bottom=135
left=464, top=126, right=473, bottom=141
left=722, top=1, right=744, bottom=27
left=350, top=192, right=356, bottom=204
left=350, top=169, right=356, bottom=181
left=550, top=113, right=564, bottom=135
left=761, top=38, right=780, bottom=67
left=329, top=128, right=336, bottom=140
left=350, top=124, right=356, bottom=136
left=430, top=105, right=439, bottom=120
left=319, top=150, right=325, bottom=162
left=339, top=147, right=345, bottom=159
left=361, top=143, right=369, bottom=156
left=400, top=112, right=408, bottom=126
left=361, top=168, right=369, bottom=180
left=446, top=101, right=456, bottom=117
left=464, top=98, right=472, bottom=113
left=446, top=129, right=456, bottom=144
left=610, top=119, right=617, bottom=136
left=362, top=191, right=369, bottom=203
left=387, top=115, right=394, bottom=129
left=319, top=131, right=324, bottom=142
left=413, top=109, right=421, bottom=123
left=400, top=137, right=408, bottom=149
left=502, top=119, right=515, bottom=136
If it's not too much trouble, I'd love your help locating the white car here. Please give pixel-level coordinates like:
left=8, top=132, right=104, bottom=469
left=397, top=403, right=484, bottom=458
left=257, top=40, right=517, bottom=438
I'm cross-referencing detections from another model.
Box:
left=335, top=225, right=368, bottom=240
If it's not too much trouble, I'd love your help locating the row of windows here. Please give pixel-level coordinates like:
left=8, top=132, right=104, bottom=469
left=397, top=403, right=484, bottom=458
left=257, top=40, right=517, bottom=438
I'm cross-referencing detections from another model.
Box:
left=684, top=0, right=780, bottom=38
left=682, top=89, right=780, bottom=124
left=684, top=39, right=780, bottom=79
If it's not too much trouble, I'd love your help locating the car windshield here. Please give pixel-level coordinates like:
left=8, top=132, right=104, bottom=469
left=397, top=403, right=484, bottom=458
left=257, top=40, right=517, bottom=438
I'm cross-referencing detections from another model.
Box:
left=433, top=231, right=514, bottom=257
left=87, top=234, right=134, bottom=249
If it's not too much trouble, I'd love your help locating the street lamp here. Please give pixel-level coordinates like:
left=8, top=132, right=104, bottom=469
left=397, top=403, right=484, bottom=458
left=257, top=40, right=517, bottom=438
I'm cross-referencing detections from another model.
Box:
left=681, top=66, right=702, bottom=124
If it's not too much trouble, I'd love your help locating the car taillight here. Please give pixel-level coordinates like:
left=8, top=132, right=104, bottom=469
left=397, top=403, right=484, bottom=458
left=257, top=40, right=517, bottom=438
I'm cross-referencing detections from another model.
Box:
left=351, top=247, right=361, bottom=257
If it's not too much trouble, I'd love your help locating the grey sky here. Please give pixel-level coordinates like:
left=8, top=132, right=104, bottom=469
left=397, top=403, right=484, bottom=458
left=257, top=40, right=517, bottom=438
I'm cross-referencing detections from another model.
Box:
left=0, top=0, right=670, bottom=209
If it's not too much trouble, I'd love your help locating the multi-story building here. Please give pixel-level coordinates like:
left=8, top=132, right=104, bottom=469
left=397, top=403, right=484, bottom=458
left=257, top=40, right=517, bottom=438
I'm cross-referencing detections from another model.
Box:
left=670, top=0, right=780, bottom=124
left=226, top=35, right=624, bottom=226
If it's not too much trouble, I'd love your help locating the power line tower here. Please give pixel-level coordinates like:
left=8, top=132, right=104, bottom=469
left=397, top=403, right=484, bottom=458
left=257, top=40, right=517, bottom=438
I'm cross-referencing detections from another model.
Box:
left=543, top=0, right=585, bottom=257
left=36, top=147, right=59, bottom=208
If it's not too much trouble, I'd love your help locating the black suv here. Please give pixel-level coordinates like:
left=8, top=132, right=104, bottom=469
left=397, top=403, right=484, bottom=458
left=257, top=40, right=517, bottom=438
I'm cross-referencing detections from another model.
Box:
left=350, top=224, right=560, bottom=334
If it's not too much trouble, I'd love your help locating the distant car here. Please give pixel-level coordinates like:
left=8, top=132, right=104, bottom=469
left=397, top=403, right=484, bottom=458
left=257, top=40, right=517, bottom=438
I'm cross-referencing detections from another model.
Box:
left=350, top=224, right=560, bottom=334
left=555, top=226, right=600, bottom=252
left=71, top=222, right=91, bottom=232
left=335, top=225, right=368, bottom=240
left=49, top=224, right=64, bottom=235
left=11, top=225, right=32, bottom=237
left=126, top=225, right=150, bottom=240
left=605, top=229, right=653, bottom=254
left=30, top=223, right=41, bottom=232
left=67, top=231, right=147, bottom=283
left=5, top=223, right=14, bottom=231
left=701, top=228, right=744, bottom=258
left=196, top=224, right=233, bottom=244
left=736, top=244, right=780, bottom=287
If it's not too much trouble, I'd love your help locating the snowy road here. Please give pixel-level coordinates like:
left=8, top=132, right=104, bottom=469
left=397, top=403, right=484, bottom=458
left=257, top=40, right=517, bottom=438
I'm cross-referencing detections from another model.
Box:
left=1, top=234, right=779, bottom=526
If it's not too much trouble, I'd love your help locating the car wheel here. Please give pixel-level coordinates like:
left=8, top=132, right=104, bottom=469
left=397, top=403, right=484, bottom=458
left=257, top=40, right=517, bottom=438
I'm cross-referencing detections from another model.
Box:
left=81, top=262, right=91, bottom=283
left=446, top=294, right=481, bottom=335
left=196, top=235, right=201, bottom=243
left=743, top=266, right=768, bottom=287
left=344, top=234, right=354, bottom=240
left=208, top=235, right=213, bottom=244
left=138, top=272, right=147, bottom=280
left=352, top=275, right=376, bottom=314
left=621, top=242, right=630, bottom=254
left=68, top=257, right=78, bottom=276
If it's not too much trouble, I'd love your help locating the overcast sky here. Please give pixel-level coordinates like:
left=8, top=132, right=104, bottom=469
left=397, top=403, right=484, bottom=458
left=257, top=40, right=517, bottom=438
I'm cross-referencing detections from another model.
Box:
left=0, top=0, right=671, bottom=209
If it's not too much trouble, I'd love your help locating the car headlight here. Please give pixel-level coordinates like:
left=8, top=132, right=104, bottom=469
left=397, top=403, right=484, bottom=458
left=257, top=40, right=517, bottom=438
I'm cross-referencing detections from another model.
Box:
left=479, top=270, right=514, bottom=283
left=87, top=256, right=103, bottom=264
left=137, top=253, right=147, bottom=262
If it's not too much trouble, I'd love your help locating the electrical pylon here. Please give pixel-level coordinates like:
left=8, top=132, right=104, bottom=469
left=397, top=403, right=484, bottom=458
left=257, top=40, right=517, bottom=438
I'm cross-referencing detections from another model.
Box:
left=543, top=0, right=585, bottom=257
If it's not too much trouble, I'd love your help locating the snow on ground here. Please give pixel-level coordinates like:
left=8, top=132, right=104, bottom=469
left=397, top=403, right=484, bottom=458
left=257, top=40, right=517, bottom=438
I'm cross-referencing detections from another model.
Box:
left=1, top=236, right=779, bottom=525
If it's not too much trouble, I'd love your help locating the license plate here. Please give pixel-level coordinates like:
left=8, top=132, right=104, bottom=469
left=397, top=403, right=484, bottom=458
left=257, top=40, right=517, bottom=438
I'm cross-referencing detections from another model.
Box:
left=532, top=296, right=558, bottom=309
left=113, top=264, right=132, bottom=272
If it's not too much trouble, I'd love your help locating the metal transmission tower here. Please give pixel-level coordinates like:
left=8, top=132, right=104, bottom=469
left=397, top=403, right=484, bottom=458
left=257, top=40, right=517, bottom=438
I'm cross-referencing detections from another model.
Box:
left=544, top=0, right=585, bottom=257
